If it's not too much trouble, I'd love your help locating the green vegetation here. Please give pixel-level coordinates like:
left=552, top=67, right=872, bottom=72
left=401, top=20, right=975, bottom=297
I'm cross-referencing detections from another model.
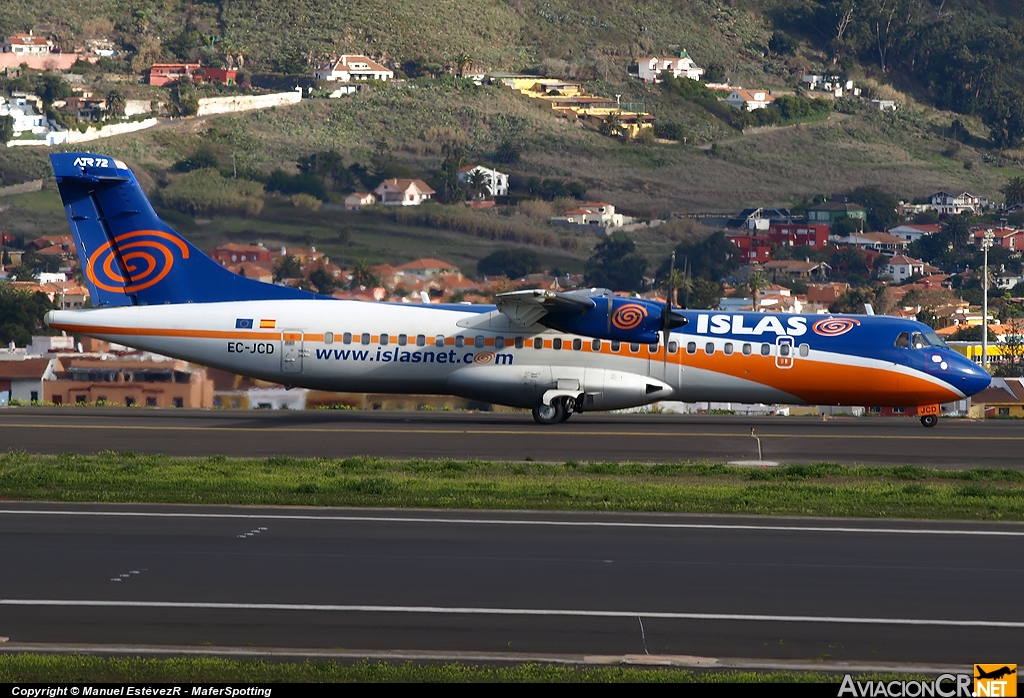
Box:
left=159, top=169, right=265, bottom=218
left=0, top=283, right=58, bottom=346
left=1, top=452, right=1022, bottom=520
left=0, top=654, right=919, bottom=683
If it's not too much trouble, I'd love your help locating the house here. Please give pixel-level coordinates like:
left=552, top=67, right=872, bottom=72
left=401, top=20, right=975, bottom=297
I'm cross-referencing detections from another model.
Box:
left=344, top=192, right=376, bottom=210
left=806, top=200, right=867, bottom=225
left=726, top=234, right=773, bottom=263
left=835, top=232, right=909, bottom=253
left=972, top=227, right=1022, bottom=251
left=871, top=99, right=898, bottom=111
left=805, top=282, right=850, bottom=304
left=884, top=255, right=926, bottom=283
left=763, top=259, right=829, bottom=279
left=550, top=202, right=627, bottom=230
left=148, top=63, right=201, bottom=86
left=86, top=39, right=117, bottom=57
left=209, top=243, right=273, bottom=267
left=931, top=191, right=985, bottom=215
left=637, top=51, right=704, bottom=83
left=397, top=258, right=461, bottom=278
left=3, top=33, right=53, bottom=55
left=723, top=89, right=775, bottom=111
left=375, top=179, right=435, bottom=206
left=0, top=357, right=58, bottom=404
left=887, top=223, right=942, bottom=242
left=45, top=355, right=214, bottom=407
left=457, top=165, right=509, bottom=197
left=0, top=95, right=48, bottom=136
left=768, top=222, right=830, bottom=249
left=725, top=207, right=795, bottom=230
left=966, top=378, right=1024, bottom=418
left=196, top=67, right=237, bottom=86
left=315, top=55, right=393, bottom=82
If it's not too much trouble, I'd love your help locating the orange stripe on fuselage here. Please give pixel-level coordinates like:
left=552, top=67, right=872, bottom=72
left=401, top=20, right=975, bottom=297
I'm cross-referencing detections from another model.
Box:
left=48, top=322, right=958, bottom=405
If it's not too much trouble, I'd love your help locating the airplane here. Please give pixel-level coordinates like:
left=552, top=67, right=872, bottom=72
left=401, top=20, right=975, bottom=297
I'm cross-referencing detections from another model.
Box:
left=43, top=152, right=991, bottom=427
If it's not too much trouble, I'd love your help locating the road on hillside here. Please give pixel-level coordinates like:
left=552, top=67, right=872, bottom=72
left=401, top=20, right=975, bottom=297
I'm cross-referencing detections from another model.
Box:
left=0, top=408, right=1021, bottom=468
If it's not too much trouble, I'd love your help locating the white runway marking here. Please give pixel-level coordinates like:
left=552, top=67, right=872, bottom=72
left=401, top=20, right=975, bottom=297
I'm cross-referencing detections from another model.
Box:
left=1, top=599, right=1021, bottom=628
left=0, top=508, right=1022, bottom=537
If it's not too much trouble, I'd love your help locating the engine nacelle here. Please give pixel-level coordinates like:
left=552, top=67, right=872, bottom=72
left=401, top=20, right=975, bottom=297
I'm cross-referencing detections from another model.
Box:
left=543, top=296, right=684, bottom=344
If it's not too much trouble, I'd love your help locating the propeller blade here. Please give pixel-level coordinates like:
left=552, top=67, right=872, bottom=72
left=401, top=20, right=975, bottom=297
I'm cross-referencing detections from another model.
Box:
left=663, top=252, right=675, bottom=369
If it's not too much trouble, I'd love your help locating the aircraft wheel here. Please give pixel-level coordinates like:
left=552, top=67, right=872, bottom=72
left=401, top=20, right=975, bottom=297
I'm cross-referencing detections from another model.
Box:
left=920, top=414, right=938, bottom=428
left=559, top=404, right=573, bottom=422
left=532, top=400, right=565, bottom=425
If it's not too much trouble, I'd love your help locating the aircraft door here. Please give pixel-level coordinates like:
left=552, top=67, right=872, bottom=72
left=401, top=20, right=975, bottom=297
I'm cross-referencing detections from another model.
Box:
left=775, top=336, right=795, bottom=369
left=281, top=331, right=304, bottom=373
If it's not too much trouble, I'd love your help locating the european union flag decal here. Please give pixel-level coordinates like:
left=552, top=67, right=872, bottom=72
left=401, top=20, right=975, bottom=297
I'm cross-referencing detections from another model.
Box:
left=235, top=318, right=254, bottom=329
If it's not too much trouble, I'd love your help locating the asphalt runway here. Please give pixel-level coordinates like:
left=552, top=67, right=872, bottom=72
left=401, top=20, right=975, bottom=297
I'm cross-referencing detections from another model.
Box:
left=0, top=503, right=1020, bottom=666
left=0, top=408, right=1023, bottom=468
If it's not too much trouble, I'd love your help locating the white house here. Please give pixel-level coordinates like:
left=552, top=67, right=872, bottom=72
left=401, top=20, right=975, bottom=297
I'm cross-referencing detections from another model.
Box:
left=887, top=223, right=942, bottom=243
left=374, top=179, right=435, bottom=206
left=315, top=55, right=393, bottom=82
left=0, top=357, right=58, bottom=404
left=931, top=191, right=985, bottom=215
left=551, top=202, right=627, bottom=229
left=871, top=99, right=898, bottom=111
left=344, top=192, right=376, bottom=210
left=723, top=89, right=775, bottom=111
left=637, top=51, right=704, bottom=83
left=457, top=165, right=509, bottom=197
left=884, top=255, right=926, bottom=283
left=3, top=33, right=53, bottom=55
left=0, top=95, right=49, bottom=136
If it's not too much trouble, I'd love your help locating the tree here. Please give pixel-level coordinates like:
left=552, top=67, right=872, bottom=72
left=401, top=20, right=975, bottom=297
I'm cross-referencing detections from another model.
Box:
left=467, top=169, right=491, bottom=200
left=272, top=255, right=302, bottom=282
left=663, top=232, right=739, bottom=283
left=1003, top=177, right=1024, bottom=207
left=746, top=271, right=770, bottom=311
left=945, top=215, right=971, bottom=250
left=494, top=140, right=521, bottom=165
left=995, top=319, right=1024, bottom=377
left=308, top=268, right=336, bottom=295
left=105, top=89, right=126, bottom=119
left=599, top=111, right=624, bottom=138
left=830, top=216, right=862, bottom=236
left=0, top=284, right=56, bottom=347
left=829, top=287, right=876, bottom=314
left=584, top=232, right=648, bottom=293
left=477, top=249, right=541, bottom=279
left=350, top=260, right=380, bottom=289
left=850, top=185, right=899, bottom=232
left=39, top=73, right=72, bottom=105
left=689, top=277, right=723, bottom=310
left=0, top=115, right=13, bottom=145
left=439, top=143, right=467, bottom=203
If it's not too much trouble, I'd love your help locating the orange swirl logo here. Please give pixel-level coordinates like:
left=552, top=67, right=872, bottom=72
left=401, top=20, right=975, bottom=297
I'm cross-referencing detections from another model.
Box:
left=812, top=318, right=860, bottom=337
left=86, top=230, right=189, bottom=293
left=611, top=303, right=648, bottom=331
left=472, top=352, right=495, bottom=364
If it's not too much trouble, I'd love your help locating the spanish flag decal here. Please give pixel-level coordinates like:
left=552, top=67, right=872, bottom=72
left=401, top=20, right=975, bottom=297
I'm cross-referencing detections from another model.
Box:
left=259, top=319, right=276, bottom=329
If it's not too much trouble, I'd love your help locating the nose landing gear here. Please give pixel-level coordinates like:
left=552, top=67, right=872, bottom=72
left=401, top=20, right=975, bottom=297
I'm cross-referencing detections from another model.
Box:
left=918, top=404, right=940, bottom=428
left=920, top=414, right=938, bottom=428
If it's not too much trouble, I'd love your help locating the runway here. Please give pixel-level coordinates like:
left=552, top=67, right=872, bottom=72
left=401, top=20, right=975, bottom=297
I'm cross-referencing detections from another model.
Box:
left=0, top=503, right=1020, bottom=665
left=0, top=408, right=1022, bottom=467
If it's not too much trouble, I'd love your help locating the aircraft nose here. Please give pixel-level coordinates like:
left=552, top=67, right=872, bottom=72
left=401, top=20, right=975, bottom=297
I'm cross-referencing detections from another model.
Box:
left=954, top=357, right=990, bottom=397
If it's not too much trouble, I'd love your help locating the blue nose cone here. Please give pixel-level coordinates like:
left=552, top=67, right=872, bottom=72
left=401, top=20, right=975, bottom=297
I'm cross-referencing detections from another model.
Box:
left=954, top=356, right=991, bottom=397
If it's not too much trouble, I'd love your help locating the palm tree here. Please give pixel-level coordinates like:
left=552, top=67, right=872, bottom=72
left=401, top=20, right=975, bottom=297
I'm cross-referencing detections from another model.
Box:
left=105, top=89, right=126, bottom=119
left=350, top=260, right=380, bottom=289
left=747, top=271, right=769, bottom=311
left=599, top=111, right=623, bottom=138
left=467, top=169, right=491, bottom=200
left=1003, top=176, right=1024, bottom=207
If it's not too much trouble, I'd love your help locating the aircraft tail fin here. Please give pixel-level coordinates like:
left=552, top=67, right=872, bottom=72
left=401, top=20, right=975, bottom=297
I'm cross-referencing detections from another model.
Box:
left=50, top=153, right=320, bottom=307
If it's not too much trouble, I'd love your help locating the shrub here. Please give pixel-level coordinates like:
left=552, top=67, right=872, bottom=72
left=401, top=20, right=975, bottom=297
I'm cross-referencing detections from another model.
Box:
left=291, top=193, right=322, bottom=211
left=160, top=169, right=265, bottom=218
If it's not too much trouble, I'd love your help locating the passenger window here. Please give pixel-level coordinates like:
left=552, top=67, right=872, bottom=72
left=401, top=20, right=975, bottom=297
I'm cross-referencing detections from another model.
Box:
left=455, top=336, right=464, bottom=348
left=398, top=334, right=407, bottom=346
left=895, top=332, right=910, bottom=349
left=475, top=335, right=485, bottom=348
left=343, top=332, right=352, bottom=344
left=572, top=338, right=582, bottom=351
left=592, top=339, right=602, bottom=351
left=799, top=343, right=809, bottom=357
left=515, top=337, right=524, bottom=349
left=724, top=342, right=734, bottom=355
left=495, top=336, right=505, bottom=349
left=629, top=343, right=640, bottom=353
left=534, top=337, right=543, bottom=349
left=435, top=335, right=445, bottom=347
left=742, top=343, right=752, bottom=355
left=780, top=343, right=791, bottom=356
left=380, top=334, right=389, bottom=345
left=705, top=342, right=715, bottom=355
left=649, top=342, right=659, bottom=353
left=361, top=333, right=370, bottom=345
left=553, top=338, right=563, bottom=350
left=668, top=341, right=678, bottom=354
left=416, top=334, right=426, bottom=346
left=324, top=332, right=334, bottom=345
left=611, top=341, right=621, bottom=352
left=761, top=343, right=771, bottom=356
left=687, top=341, right=696, bottom=354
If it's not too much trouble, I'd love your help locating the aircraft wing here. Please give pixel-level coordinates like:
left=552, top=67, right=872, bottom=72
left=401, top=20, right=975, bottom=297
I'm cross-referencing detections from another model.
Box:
left=494, top=289, right=605, bottom=328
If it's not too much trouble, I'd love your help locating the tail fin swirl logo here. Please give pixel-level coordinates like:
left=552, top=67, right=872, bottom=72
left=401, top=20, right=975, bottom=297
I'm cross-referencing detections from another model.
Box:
left=86, top=230, right=189, bottom=293
left=812, top=318, right=861, bottom=337
left=611, top=304, right=648, bottom=331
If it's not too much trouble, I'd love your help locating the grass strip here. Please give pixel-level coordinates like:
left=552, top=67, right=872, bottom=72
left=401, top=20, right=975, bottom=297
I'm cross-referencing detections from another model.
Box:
left=1, top=452, right=1022, bottom=520
left=0, top=654, right=921, bottom=683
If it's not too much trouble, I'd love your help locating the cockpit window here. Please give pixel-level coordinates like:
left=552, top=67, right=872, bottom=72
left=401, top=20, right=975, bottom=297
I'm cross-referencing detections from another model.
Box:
left=897, top=330, right=947, bottom=350
left=911, top=332, right=928, bottom=349
left=895, top=332, right=910, bottom=349
left=924, top=331, right=948, bottom=349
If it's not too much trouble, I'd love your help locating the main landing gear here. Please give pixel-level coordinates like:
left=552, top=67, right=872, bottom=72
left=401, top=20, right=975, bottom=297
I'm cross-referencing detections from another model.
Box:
left=532, top=396, right=579, bottom=424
